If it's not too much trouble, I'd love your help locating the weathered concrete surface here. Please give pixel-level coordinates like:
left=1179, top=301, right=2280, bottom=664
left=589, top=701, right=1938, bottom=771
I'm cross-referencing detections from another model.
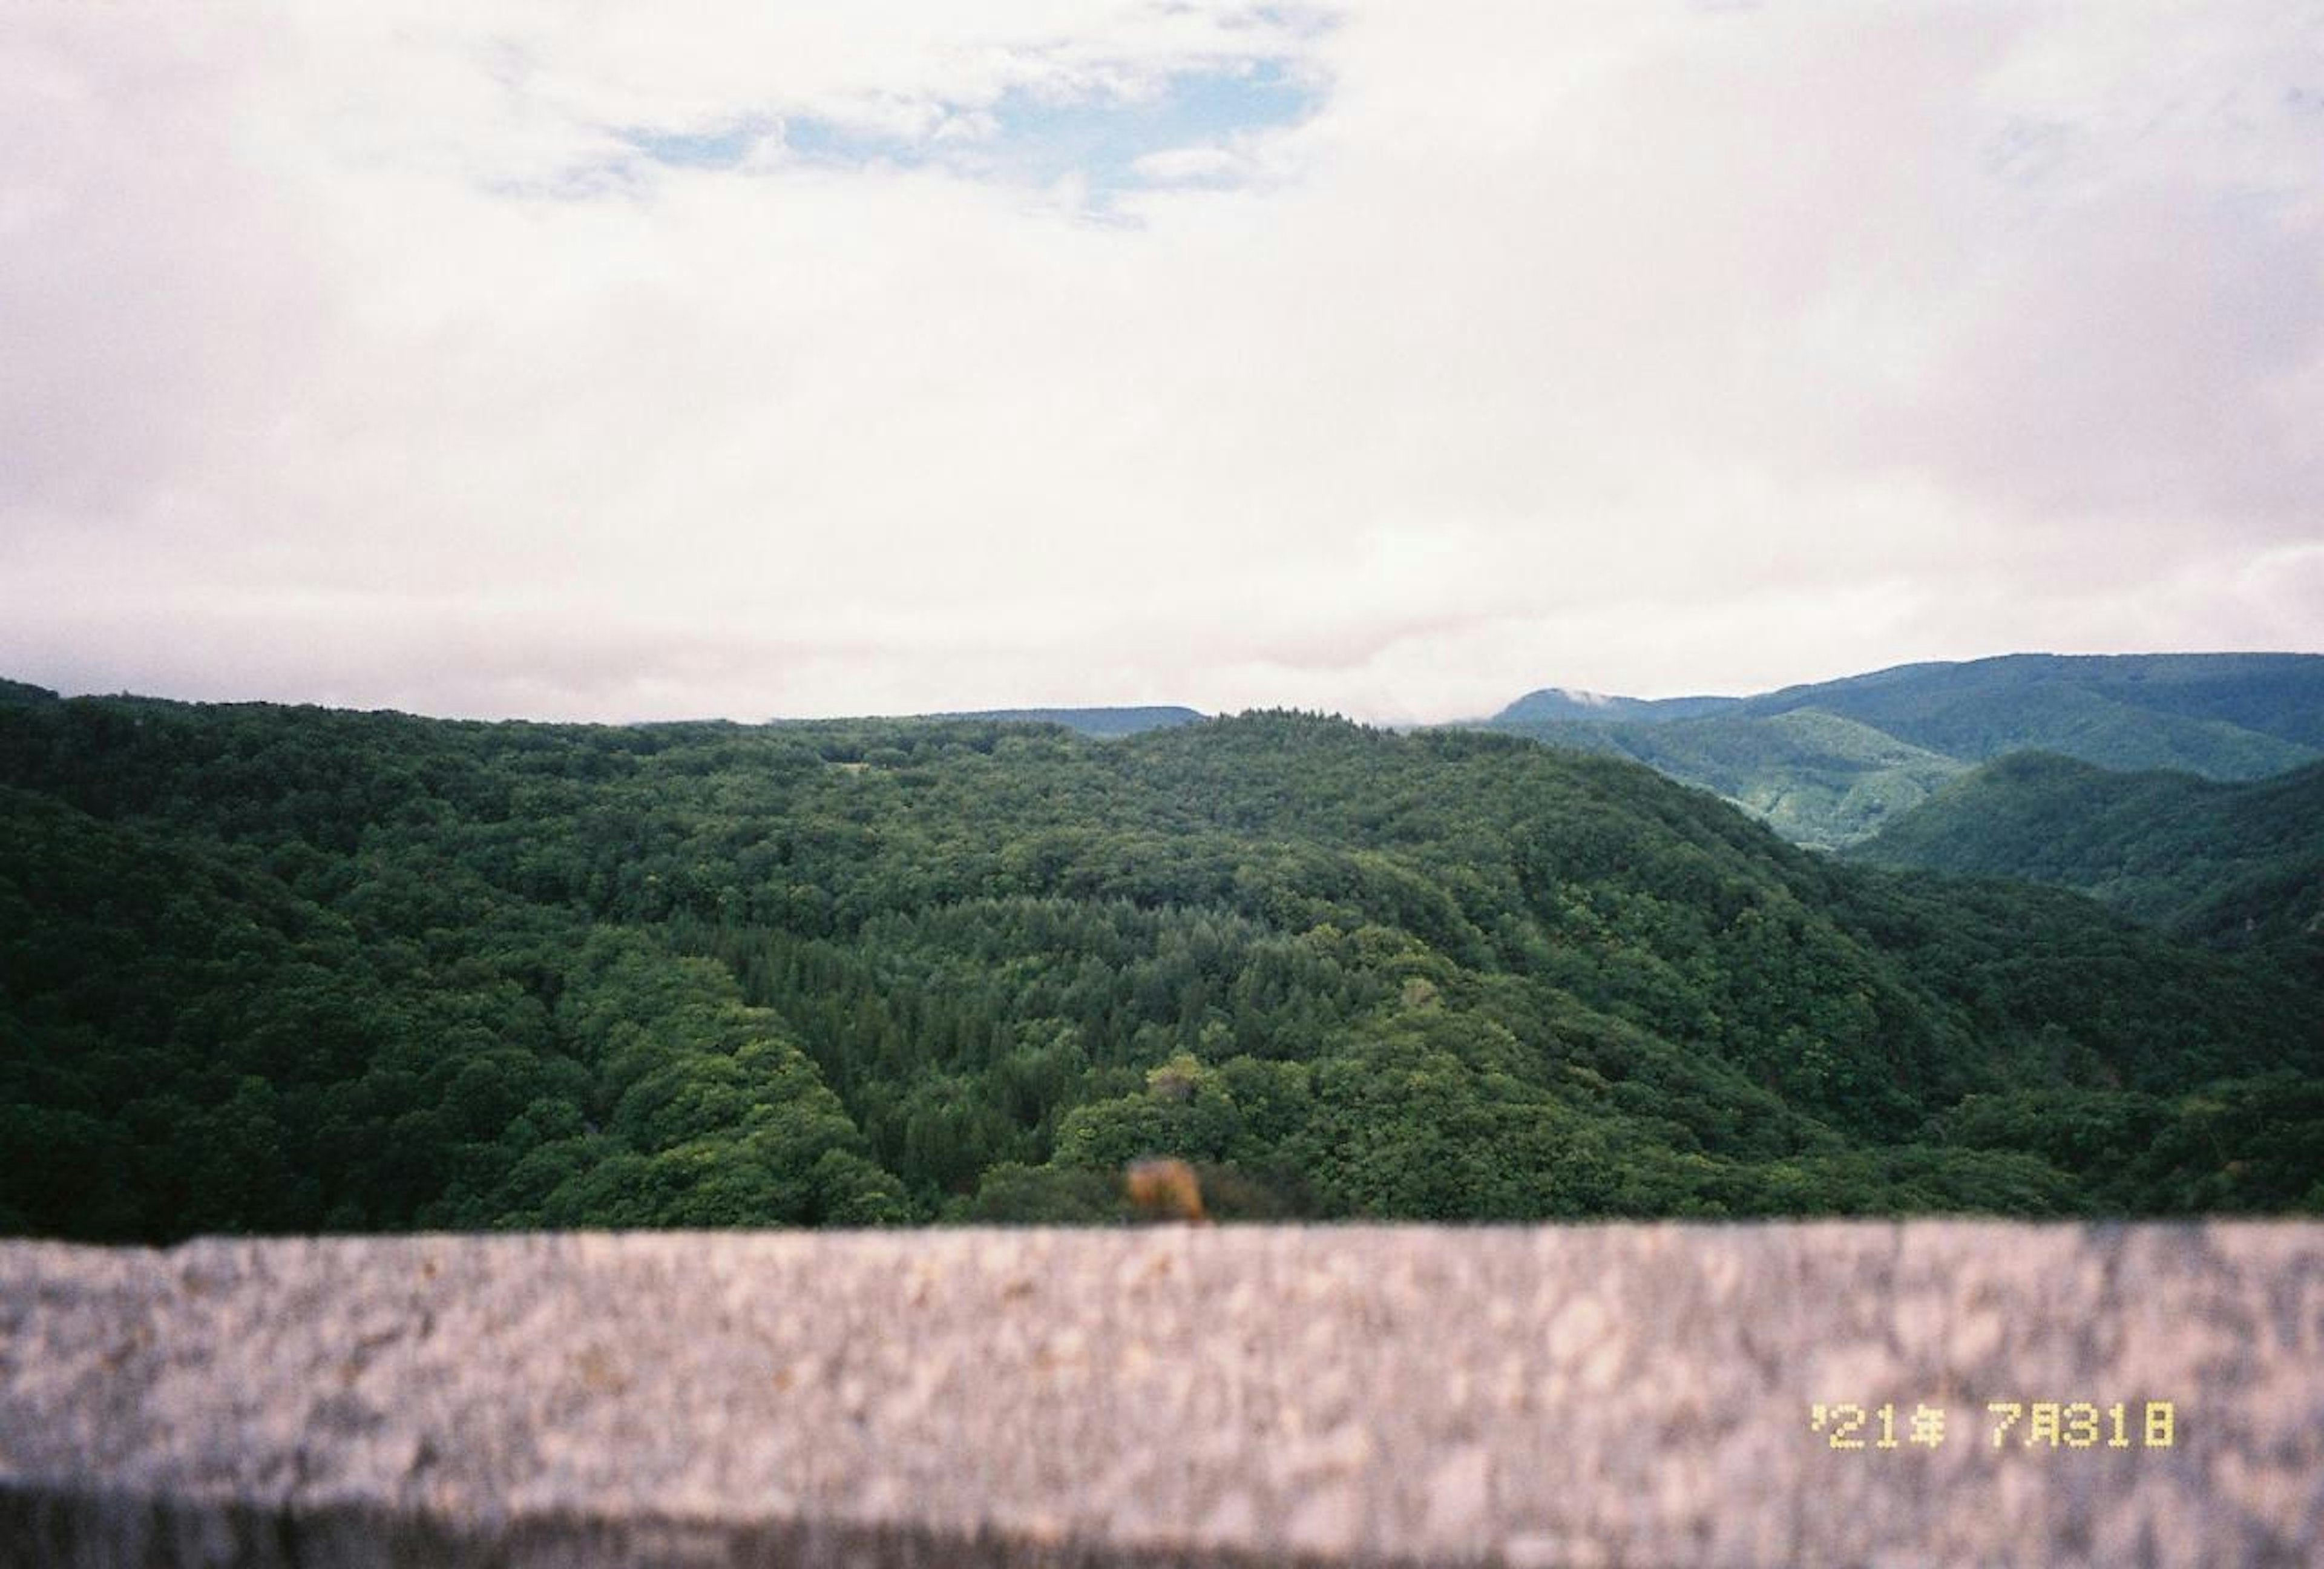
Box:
left=1, top=1223, right=2319, bottom=1567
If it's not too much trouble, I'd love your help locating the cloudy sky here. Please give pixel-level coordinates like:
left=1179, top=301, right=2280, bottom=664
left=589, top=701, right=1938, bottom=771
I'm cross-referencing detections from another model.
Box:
left=5, top=2, right=2320, bottom=722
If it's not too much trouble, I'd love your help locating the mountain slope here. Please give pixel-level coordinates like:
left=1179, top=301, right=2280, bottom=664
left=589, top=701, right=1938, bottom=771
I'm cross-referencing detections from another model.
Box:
left=2, top=690, right=2317, bottom=1238
left=1479, top=653, right=2324, bottom=847
left=1492, top=708, right=1967, bottom=849
left=1494, top=688, right=1742, bottom=726
left=1741, top=652, right=2324, bottom=755
left=1732, top=654, right=2321, bottom=775
left=1851, top=753, right=2324, bottom=969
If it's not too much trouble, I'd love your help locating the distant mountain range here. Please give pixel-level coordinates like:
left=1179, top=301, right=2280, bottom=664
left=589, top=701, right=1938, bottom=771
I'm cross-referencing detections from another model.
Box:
left=1475, top=653, right=2324, bottom=849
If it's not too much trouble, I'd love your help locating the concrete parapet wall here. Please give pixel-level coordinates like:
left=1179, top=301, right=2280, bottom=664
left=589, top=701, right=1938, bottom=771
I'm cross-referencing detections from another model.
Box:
left=1, top=1223, right=2319, bottom=1566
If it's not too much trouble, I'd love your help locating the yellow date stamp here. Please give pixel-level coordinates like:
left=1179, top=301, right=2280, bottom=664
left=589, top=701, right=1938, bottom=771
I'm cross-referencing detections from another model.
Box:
left=1808, top=1400, right=2176, bottom=1452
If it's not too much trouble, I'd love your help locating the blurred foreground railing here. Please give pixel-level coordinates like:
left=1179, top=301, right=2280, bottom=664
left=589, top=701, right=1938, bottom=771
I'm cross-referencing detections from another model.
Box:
left=2, top=1222, right=2319, bottom=1566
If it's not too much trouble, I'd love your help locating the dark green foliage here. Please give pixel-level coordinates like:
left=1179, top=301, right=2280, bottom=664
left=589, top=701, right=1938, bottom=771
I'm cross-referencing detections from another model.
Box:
left=0, top=680, right=57, bottom=708
left=0, top=778, right=899, bottom=1239
left=1, top=690, right=2317, bottom=1240
left=1937, top=1077, right=2324, bottom=1212
left=1853, top=754, right=2324, bottom=977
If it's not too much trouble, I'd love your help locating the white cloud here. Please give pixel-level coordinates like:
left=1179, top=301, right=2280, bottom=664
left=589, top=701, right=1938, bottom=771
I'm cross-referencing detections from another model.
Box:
left=1129, top=145, right=1250, bottom=184
left=2, top=1, right=2320, bottom=722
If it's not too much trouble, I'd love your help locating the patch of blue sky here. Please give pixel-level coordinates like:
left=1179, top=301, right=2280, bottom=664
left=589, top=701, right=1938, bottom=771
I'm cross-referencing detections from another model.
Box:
left=620, top=58, right=1322, bottom=202
left=977, top=57, right=1319, bottom=193
left=779, top=116, right=922, bottom=165
left=623, top=120, right=769, bottom=171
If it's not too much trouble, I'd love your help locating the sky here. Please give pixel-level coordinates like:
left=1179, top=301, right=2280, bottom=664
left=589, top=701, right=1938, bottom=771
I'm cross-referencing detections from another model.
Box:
left=4, top=2, right=2322, bottom=723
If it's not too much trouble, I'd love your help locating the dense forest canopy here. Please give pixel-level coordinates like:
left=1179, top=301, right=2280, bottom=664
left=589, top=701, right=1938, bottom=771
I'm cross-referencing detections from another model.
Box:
left=1852, top=752, right=2324, bottom=971
left=2, top=683, right=2319, bottom=1241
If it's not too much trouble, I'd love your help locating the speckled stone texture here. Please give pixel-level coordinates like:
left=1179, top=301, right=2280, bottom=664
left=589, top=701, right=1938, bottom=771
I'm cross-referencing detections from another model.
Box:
left=0, top=1223, right=2319, bottom=1567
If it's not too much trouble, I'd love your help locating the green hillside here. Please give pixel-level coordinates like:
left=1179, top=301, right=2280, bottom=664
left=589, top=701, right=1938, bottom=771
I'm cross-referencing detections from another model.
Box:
left=3, top=692, right=2319, bottom=1241
left=1479, top=653, right=2324, bottom=847
left=1492, top=709, right=1966, bottom=850
left=1493, top=688, right=1741, bottom=726
left=1747, top=653, right=2324, bottom=756
left=1853, top=753, right=2324, bottom=971
left=1736, top=655, right=2320, bottom=776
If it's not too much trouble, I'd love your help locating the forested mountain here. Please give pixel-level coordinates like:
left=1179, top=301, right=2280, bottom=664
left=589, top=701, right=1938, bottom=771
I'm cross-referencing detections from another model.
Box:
left=1853, top=754, right=2324, bottom=973
left=1728, top=653, right=2324, bottom=768
left=2, top=690, right=2319, bottom=1242
left=1491, top=688, right=1741, bottom=726
left=1484, top=710, right=1966, bottom=850
left=1480, top=653, right=2324, bottom=847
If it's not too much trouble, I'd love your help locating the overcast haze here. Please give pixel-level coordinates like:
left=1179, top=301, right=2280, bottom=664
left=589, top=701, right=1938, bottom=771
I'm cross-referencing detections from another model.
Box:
left=5, top=2, right=2321, bottom=723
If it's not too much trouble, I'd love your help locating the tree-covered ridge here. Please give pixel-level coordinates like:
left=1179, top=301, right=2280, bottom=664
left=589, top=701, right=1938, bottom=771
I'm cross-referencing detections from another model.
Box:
left=2, top=692, right=2318, bottom=1240
left=0, top=680, right=59, bottom=708
left=1491, top=688, right=1741, bottom=726
left=916, top=706, right=1203, bottom=736
left=1851, top=752, right=2324, bottom=972
left=1485, top=709, right=1966, bottom=850
left=1728, top=652, right=2324, bottom=763
left=1477, top=652, right=2324, bottom=847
